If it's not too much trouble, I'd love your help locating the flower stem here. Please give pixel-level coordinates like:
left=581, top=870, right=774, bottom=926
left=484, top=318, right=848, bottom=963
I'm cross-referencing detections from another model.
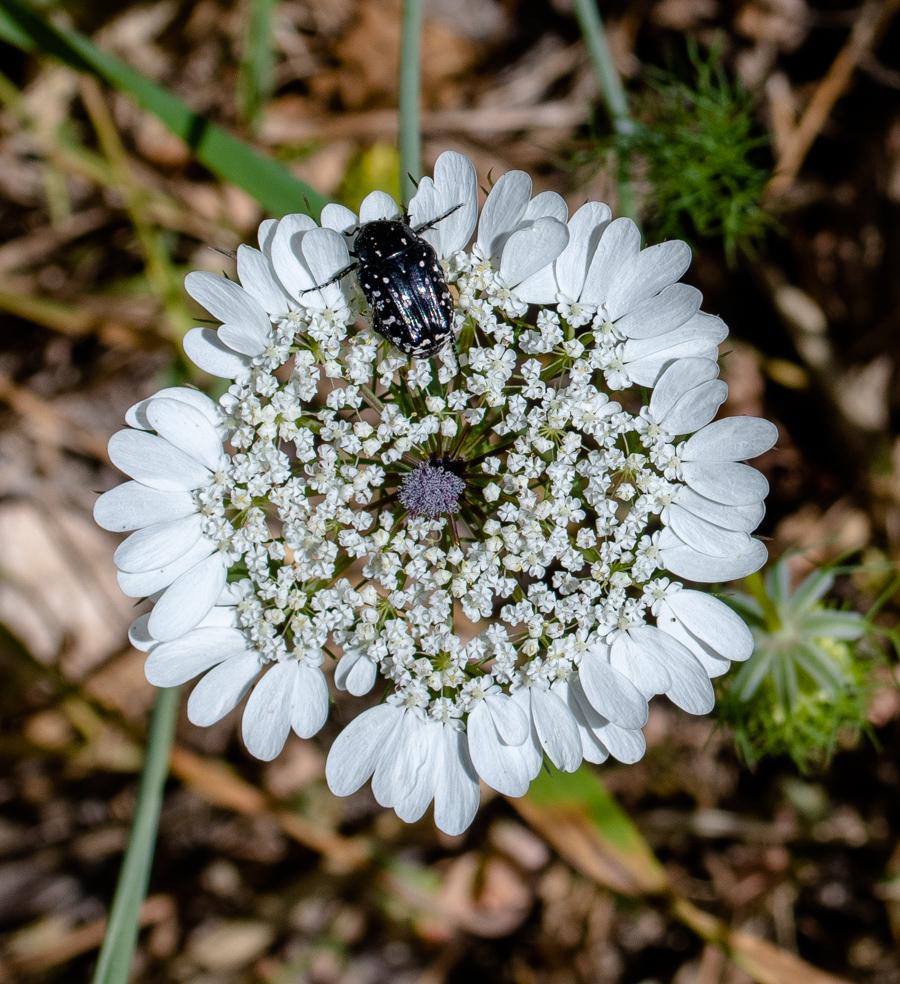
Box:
left=92, top=687, right=179, bottom=984
left=571, top=0, right=639, bottom=227
left=399, top=0, right=423, bottom=204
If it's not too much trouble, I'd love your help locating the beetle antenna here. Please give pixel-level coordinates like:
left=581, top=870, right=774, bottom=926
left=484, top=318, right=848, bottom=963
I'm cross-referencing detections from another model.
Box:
left=208, top=245, right=237, bottom=259
left=413, top=202, right=463, bottom=234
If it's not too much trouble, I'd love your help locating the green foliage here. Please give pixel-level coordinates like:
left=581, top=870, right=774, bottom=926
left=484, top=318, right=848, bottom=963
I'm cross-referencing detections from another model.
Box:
left=581, top=40, right=773, bottom=259
left=716, top=558, right=873, bottom=772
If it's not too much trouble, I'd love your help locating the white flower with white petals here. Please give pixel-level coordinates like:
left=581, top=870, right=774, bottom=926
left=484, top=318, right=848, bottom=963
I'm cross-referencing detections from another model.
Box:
left=98, top=150, right=779, bottom=834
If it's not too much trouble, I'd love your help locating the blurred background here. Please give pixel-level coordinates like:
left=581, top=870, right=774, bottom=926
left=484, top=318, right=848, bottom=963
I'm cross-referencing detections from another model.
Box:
left=1, top=0, right=900, bottom=981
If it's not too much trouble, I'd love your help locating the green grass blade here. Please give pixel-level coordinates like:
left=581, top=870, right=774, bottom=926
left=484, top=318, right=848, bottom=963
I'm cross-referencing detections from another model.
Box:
left=238, top=0, right=278, bottom=130
left=0, top=0, right=329, bottom=217
left=398, top=0, right=423, bottom=203
left=91, top=687, right=180, bottom=984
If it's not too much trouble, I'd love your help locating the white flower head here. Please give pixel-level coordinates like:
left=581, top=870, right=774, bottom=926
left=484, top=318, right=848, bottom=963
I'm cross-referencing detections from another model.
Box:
left=98, top=152, right=778, bottom=834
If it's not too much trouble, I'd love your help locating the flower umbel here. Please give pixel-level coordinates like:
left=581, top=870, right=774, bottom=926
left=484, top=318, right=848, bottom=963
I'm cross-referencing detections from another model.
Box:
left=98, top=151, right=778, bottom=834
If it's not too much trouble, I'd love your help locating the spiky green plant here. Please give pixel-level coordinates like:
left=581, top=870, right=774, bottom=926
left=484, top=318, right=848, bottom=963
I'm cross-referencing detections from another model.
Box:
left=717, top=558, right=872, bottom=771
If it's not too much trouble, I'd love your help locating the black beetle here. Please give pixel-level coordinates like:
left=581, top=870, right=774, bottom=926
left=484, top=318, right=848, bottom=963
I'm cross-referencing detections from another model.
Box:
left=301, top=206, right=461, bottom=358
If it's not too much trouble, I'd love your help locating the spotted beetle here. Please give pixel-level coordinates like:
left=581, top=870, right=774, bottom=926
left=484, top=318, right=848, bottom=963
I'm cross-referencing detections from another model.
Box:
left=301, top=206, right=461, bottom=358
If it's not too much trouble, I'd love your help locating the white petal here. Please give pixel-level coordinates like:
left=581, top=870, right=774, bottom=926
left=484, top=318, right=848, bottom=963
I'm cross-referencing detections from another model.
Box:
left=187, top=650, right=261, bottom=726
left=477, top=170, right=531, bottom=258
left=467, top=702, right=533, bottom=797
left=666, top=504, right=758, bottom=558
left=242, top=661, right=298, bottom=761
left=673, top=486, right=765, bottom=533
left=129, top=614, right=153, bottom=652
left=657, top=617, right=731, bottom=678
left=611, top=632, right=671, bottom=696
left=659, top=527, right=768, bottom=581
left=531, top=687, right=582, bottom=772
left=430, top=150, right=479, bottom=255
left=485, top=692, right=529, bottom=745
left=579, top=647, right=649, bottom=729
left=395, top=724, right=438, bottom=823
left=663, top=376, right=728, bottom=434
left=555, top=201, right=612, bottom=300
left=236, top=244, right=292, bottom=318
left=258, top=218, right=278, bottom=254
left=340, top=652, right=378, bottom=696
left=320, top=203, right=358, bottom=233
left=580, top=217, right=641, bottom=307
left=147, top=552, right=228, bottom=641
left=145, top=399, right=224, bottom=472
left=681, top=416, right=779, bottom=462
left=184, top=271, right=271, bottom=335
left=554, top=679, right=608, bottom=764
left=115, top=514, right=203, bottom=572
left=614, top=284, right=703, bottom=340
left=144, top=627, right=248, bottom=686
left=116, top=536, right=215, bottom=598
left=359, top=191, right=399, bottom=223
left=500, top=216, right=569, bottom=287
left=291, top=664, right=330, bottom=738
left=433, top=727, right=481, bottom=836
left=568, top=676, right=645, bottom=764
left=94, top=482, right=195, bottom=532
left=511, top=263, right=558, bottom=305
left=680, top=461, right=770, bottom=505
left=606, top=240, right=692, bottom=320
left=651, top=358, right=720, bottom=421
left=270, top=213, right=318, bottom=301
left=662, top=589, right=754, bottom=663
left=108, top=429, right=211, bottom=491
left=183, top=327, right=252, bottom=379
left=372, top=711, right=430, bottom=808
left=126, top=387, right=221, bottom=431
left=299, top=227, right=353, bottom=310
left=510, top=690, right=546, bottom=778
left=523, top=190, right=568, bottom=225
left=628, top=625, right=714, bottom=714
left=325, top=703, right=400, bottom=796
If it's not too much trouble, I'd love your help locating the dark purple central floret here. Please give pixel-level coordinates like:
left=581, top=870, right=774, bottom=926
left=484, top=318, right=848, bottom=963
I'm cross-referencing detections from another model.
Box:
left=399, top=460, right=466, bottom=518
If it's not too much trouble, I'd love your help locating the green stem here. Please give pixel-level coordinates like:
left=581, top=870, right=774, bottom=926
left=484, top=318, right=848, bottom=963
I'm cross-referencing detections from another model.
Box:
left=571, top=0, right=639, bottom=226
left=399, top=0, right=423, bottom=204
left=745, top=570, right=782, bottom=632
left=92, top=687, right=180, bottom=984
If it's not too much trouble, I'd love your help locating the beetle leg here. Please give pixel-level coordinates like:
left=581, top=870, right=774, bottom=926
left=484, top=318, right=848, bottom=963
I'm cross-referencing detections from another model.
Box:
left=297, top=262, right=358, bottom=294
left=413, top=203, right=464, bottom=234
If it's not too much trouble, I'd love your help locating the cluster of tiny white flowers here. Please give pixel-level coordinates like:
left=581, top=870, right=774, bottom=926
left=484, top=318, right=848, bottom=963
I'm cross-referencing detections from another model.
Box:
left=100, top=152, right=776, bottom=831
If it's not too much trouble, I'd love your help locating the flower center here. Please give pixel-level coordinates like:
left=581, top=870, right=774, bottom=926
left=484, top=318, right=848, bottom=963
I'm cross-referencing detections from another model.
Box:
left=399, top=455, right=467, bottom=518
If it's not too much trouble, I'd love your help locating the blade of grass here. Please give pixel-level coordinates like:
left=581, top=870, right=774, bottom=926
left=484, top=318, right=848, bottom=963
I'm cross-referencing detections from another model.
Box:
left=0, top=0, right=329, bottom=217
left=91, top=687, right=179, bottom=984
left=238, top=0, right=278, bottom=131
left=571, top=0, right=639, bottom=226
left=398, top=0, right=423, bottom=203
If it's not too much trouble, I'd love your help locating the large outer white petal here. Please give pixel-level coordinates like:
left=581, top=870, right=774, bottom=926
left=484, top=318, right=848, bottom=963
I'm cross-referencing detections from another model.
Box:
left=236, top=244, right=293, bottom=319
left=409, top=151, right=479, bottom=257
left=680, top=461, right=770, bottom=505
left=187, top=650, right=262, bottom=726
left=486, top=692, right=529, bottom=745
left=477, top=170, right=531, bottom=258
left=523, top=190, right=568, bottom=224
left=94, top=482, right=195, bottom=532
left=660, top=589, right=754, bottom=664
left=578, top=646, right=649, bottom=729
left=614, top=284, right=703, bottom=340
left=108, top=430, right=211, bottom=491
left=325, top=703, right=400, bottom=796
left=606, top=240, right=692, bottom=321
left=144, top=627, right=249, bottom=686
left=145, top=399, right=224, bottom=473
left=114, top=514, right=203, bottom=573
left=673, top=486, right=765, bottom=533
left=359, top=191, right=399, bottom=223
left=183, top=327, right=252, bottom=379
left=580, top=217, right=641, bottom=307
left=372, top=711, right=431, bottom=808
left=499, top=216, right=569, bottom=288
left=184, top=271, right=271, bottom=335
left=567, top=676, right=646, bottom=764
left=299, top=227, right=352, bottom=311
left=555, top=202, right=612, bottom=300
left=666, top=505, right=759, bottom=558
left=320, top=203, right=358, bottom=233
left=126, top=387, right=221, bottom=431
left=147, top=552, right=228, bottom=641
left=610, top=632, right=671, bottom=696
left=433, top=726, right=481, bottom=836
left=270, top=213, right=318, bottom=301
left=291, top=664, right=330, bottom=738
left=553, top=678, right=608, bottom=764
left=658, top=527, right=768, bottom=581
left=681, top=416, right=779, bottom=462
left=467, top=701, right=533, bottom=797
left=627, top=626, right=715, bottom=714
left=117, top=535, right=216, bottom=597
left=242, top=662, right=298, bottom=761
left=530, top=687, right=582, bottom=772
